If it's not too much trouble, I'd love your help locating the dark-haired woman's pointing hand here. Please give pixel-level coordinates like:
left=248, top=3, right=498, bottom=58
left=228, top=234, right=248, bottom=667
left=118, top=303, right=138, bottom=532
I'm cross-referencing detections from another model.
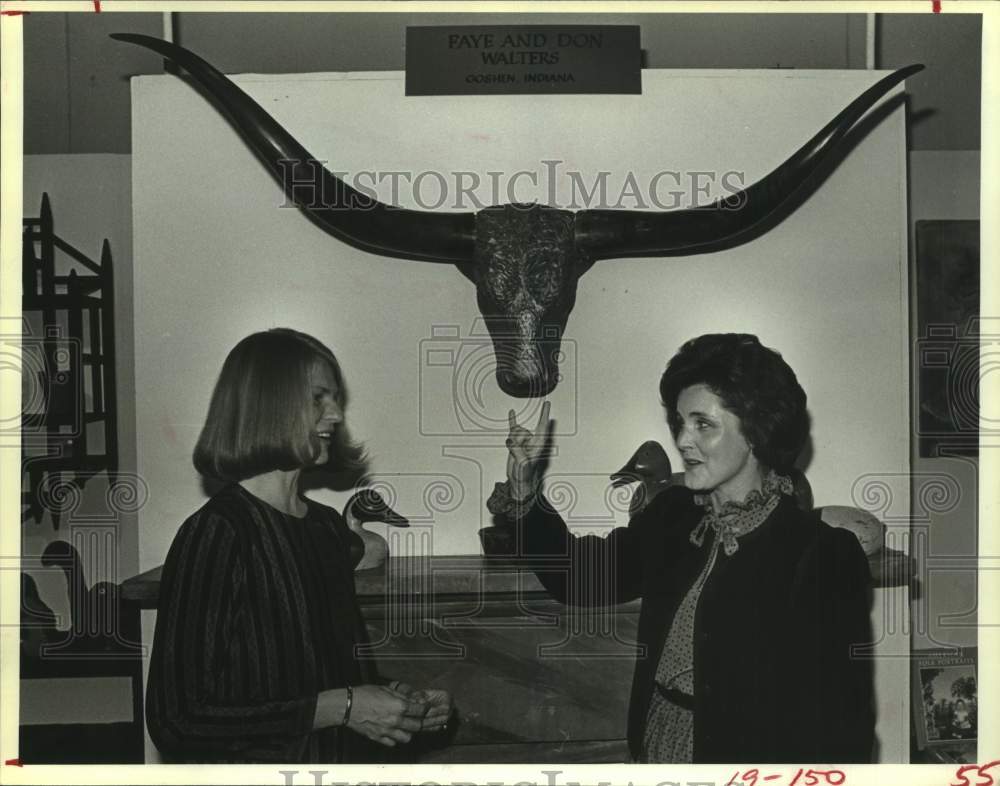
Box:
left=506, top=401, right=552, bottom=499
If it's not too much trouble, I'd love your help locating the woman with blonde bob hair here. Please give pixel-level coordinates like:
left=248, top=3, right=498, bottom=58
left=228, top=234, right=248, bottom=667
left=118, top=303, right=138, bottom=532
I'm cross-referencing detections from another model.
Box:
left=147, top=328, right=451, bottom=763
left=192, top=328, right=365, bottom=481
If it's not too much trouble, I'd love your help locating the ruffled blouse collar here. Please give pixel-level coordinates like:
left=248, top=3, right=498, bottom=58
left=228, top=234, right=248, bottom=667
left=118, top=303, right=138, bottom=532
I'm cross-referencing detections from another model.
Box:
left=690, top=470, right=794, bottom=556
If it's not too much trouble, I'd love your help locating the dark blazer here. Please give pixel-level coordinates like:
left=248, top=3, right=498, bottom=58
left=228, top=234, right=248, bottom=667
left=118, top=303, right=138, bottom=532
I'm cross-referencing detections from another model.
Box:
left=519, top=484, right=875, bottom=763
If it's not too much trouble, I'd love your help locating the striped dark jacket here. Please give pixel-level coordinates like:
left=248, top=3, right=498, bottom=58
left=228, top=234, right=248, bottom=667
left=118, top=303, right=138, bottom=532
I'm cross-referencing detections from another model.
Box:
left=146, top=484, right=376, bottom=762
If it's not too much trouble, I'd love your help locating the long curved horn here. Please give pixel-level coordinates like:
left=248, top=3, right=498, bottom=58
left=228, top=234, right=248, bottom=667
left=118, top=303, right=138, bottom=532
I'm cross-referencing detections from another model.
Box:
left=112, top=33, right=476, bottom=263
left=575, top=64, right=923, bottom=259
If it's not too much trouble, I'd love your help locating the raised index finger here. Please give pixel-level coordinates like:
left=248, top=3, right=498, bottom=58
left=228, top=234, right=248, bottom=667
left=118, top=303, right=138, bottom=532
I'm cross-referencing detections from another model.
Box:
left=534, top=400, right=551, bottom=435
left=508, top=408, right=518, bottom=431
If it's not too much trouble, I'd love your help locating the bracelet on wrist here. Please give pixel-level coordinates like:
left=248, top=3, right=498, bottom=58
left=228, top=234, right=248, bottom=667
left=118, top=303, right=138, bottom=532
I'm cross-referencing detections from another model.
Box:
left=342, top=685, right=354, bottom=727
left=486, top=480, right=539, bottom=520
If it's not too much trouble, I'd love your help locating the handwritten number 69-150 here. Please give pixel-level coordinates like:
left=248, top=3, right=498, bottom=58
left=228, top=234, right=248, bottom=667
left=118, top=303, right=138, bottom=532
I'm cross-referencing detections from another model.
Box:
left=725, top=768, right=846, bottom=786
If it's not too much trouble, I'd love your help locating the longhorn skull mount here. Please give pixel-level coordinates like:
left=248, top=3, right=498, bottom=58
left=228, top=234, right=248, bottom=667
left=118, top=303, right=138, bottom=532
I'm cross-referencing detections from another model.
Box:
left=112, top=33, right=921, bottom=398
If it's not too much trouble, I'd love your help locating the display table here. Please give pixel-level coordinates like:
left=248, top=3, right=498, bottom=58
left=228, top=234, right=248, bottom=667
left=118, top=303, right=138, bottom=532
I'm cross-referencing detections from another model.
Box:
left=125, top=555, right=639, bottom=761
left=122, top=549, right=912, bottom=763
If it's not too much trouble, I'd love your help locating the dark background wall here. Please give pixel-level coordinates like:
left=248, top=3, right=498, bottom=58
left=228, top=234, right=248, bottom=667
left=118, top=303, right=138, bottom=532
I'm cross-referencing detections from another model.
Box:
left=24, top=11, right=981, bottom=154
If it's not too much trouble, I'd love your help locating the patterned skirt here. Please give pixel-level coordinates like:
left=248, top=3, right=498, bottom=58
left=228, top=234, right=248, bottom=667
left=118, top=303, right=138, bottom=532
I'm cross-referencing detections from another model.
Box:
left=640, top=686, right=694, bottom=763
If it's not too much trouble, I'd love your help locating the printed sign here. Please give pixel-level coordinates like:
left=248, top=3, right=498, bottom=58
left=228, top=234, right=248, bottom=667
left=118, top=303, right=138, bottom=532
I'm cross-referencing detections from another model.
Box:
left=406, top=26, right=641, bottom=95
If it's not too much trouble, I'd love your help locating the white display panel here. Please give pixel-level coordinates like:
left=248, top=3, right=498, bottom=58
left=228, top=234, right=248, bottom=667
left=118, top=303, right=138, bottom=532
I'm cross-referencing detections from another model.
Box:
left=132, top=69, right=909, bottom=567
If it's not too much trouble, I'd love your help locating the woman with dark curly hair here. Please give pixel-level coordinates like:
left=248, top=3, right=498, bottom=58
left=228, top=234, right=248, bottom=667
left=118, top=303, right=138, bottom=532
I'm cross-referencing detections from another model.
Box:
left=147, top=328, right=451, bottom=763
left=492, top=333, right=874, bottom=763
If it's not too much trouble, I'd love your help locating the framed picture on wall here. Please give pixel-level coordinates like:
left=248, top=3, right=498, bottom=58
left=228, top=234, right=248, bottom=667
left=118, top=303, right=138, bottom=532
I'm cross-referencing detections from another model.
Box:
left=914, top=220, right=980, bottom=458
left=911, top=647, right=978, bottom=751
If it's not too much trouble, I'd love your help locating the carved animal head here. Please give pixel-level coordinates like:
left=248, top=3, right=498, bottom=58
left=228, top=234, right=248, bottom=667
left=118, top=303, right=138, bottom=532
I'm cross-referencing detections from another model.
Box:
left=474, top=204, right=584, bottom=395
left=112, top=34, right=920, bottom=397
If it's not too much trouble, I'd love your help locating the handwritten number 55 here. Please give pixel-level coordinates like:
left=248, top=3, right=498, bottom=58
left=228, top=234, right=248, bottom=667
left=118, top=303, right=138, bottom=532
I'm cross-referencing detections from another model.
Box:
left=952, top=760, right=1000, bottom=786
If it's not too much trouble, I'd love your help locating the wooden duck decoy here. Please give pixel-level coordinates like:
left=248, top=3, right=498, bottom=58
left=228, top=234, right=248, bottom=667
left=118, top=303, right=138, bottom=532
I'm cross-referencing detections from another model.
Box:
left=41, top=539, right=123, bottom=645
left=788, top=467, right=814, bottom=512
left=610, top=440, right=674, bottom=517
left=20, top=573, right=58, bottom=659
left=41, top=540, right=89, bottom=635
left=343, top=489, right=409, bottom=571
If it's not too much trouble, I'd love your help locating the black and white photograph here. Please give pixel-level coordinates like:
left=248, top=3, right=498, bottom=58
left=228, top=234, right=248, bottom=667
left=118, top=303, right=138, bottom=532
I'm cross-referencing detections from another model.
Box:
left=2, top=2, right=995, bottom=782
